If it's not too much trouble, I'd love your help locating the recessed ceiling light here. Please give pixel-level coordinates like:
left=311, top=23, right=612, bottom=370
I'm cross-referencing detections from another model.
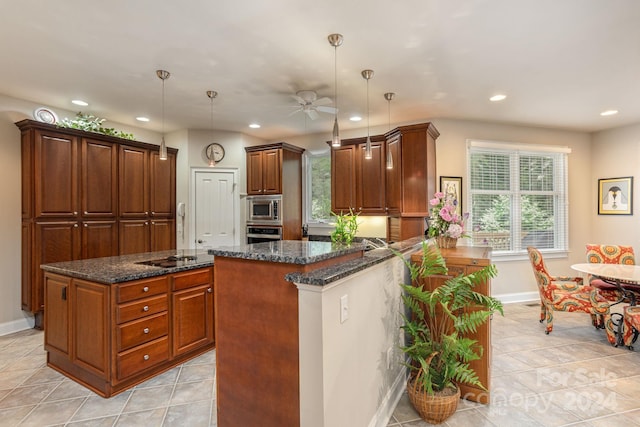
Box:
left=71, top=99, right=88, bottom=106
left=489, top=94, right=506, bottom=102
left=249, top=123, right=261, bottom=129
left=136, top=116, right=150, bottom=122
left=600, top=110, right=618, bottom=116
left=349, top=116, right=362, bottom=122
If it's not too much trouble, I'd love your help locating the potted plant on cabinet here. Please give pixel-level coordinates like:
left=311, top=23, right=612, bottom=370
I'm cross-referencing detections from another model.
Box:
left=398, top=242, right=502, bottom=424
left=330, top=209, right=360, bottom=245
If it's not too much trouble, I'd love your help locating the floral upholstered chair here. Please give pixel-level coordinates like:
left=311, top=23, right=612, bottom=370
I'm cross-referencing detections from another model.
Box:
left=623, top=306, right=640, bottom=349
left=585, top=244, right=636, bottom=301
left=527, top=247, right=610, bottom=334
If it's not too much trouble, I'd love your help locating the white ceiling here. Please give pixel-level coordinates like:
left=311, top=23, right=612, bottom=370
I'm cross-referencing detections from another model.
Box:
left=2, top=0, right=640, bottom=140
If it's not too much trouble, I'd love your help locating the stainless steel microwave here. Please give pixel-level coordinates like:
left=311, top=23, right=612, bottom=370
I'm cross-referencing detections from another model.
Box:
left=246, top=194, right=282, bottom=225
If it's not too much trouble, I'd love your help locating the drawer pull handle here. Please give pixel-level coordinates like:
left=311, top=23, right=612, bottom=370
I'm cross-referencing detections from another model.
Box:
left=143, top=305, right=149, bottom=312
left=472, top=259, right=478, bottom=265
left=143, top=354, right=150, bottom=361
left=143, top=286, right=149, bottom=292
left=207, top=288, right=212, bottom=293
left=143, top=327, right=150, bottom=334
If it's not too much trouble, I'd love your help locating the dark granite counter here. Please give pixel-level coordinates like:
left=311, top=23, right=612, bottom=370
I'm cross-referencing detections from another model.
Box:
left=284, top=236, right=425, bottom=286
left=40, top=250, right=214, bottom=284
left=208, top=240, right=365, bottom=265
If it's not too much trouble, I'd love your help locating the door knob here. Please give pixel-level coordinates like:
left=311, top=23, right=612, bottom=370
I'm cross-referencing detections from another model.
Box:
left=197, top=239, right=203, bottom=244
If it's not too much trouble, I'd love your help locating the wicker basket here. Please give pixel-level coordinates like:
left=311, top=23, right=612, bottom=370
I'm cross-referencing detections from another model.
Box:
left=406, top=378, right=460, bottom=424
left=436, top=236, right=458, bottom=248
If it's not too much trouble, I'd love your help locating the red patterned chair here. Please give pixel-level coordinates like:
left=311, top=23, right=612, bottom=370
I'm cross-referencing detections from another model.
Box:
left=585, top=244, right=636, bottom=302
left=623, top=306, right=640, bottom=349
left=527, top=247, right=610, bottom=334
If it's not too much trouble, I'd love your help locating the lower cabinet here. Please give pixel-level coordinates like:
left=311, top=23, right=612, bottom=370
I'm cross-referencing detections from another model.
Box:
left=43, top=266, right=215, bottom=397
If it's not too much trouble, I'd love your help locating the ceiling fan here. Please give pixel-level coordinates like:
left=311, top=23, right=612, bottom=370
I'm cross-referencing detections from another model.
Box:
left=289, top=90, right=337, bottom=120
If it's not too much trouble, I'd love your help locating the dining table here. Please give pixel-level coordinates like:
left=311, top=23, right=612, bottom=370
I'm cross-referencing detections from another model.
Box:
left=571, top=263, right=640, bottom=347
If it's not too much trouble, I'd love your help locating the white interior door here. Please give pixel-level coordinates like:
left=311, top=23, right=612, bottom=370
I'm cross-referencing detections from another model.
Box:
left=192, top=168, right=238, bottom=250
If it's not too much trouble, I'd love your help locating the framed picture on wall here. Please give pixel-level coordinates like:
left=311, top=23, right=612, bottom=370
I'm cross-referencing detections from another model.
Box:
left=439, top=176, right=462, bottom=215
left=598, top=176, right=633, bottom=215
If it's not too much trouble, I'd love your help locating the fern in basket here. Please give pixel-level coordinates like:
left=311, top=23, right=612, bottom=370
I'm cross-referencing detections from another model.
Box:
left=398, top=243, right=503, bottom=395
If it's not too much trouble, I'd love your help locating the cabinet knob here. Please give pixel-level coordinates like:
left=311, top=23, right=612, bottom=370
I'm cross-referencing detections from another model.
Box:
left=151, top=211, right=155, bottom=215
left=145, top=211, right=149, bottom=215
left=73, top=211, right=78, bottom=216
left=143, top=305, right=149, bottom=312
left=143, top=354, right=150, bottom=361
left=151, top=221, right=155, bottom=225
left=143, top=327, right=150, bottom=334
left=83, top=223, right=88, bottom=227
left=84, top=211, right=88, bottom=215
left=471, top=259, right=478, bottom=265
left=143, top=286, right=149, bottom=292
left=144, top=222, right=148, bottom=226
left=73, top=224, right=78, bottom=228
left=207, top=288, right=212, bottom=293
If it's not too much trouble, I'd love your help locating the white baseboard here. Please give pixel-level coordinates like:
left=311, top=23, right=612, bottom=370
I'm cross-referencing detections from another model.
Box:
left=368, top=369, right=407, bottom=427
left=494, top=291, right=539, bottom=305
left=0, top=316, right=34, bottom=336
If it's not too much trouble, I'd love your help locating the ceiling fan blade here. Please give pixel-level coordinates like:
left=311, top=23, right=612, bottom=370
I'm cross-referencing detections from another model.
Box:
left=305, top=109, right=319, bottom=120
left=316, top=106, right=337, bottom=114
left=288, top=107, right=303, bottom=117
left=314, top=97, right=333, bottom=106
left=291, top=95, right=306, bottom=104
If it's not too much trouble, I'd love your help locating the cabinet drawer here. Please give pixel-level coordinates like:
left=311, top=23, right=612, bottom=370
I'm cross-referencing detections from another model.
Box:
left=117, top=312, right=168, bottom=352
left=117, top=336, right=169, bottom=380
left=117, top=277, right=168, bottom=303
left=117, top=295, right=167, bottom=324
left=172, top=268, right=212, bottom=292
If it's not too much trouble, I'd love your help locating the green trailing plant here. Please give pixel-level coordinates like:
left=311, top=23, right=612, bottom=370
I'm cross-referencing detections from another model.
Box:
left=397, top=242, right=502, bottom=395
left=58, top=112, right=135, bottom=140
left=330, top=209, right=360, bottom=245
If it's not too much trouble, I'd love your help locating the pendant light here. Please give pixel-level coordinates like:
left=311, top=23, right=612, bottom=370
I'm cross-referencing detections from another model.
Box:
left=207, top=90, right=218, bottom=167
left=156, top=69, right=170, bottom=160
left=384, top=92, right=395, bottom=169
left=361, top=69, right=374, bottom=159
left=328, top=34, right=343, bottom=147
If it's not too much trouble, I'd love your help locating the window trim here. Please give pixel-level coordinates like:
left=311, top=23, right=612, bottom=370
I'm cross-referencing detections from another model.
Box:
left=466, top=139, right=571, bottom=259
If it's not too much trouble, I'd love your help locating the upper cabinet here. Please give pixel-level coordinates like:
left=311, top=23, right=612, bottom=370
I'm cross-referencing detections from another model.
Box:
left=246, top=148, right=282, bottom=195
left=331, top=135, right=386, bottom=215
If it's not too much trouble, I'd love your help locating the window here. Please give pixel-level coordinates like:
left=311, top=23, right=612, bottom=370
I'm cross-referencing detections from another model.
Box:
left=304, top=150, right=332, bottom=223
left=467, top=140, right=570, bottom=256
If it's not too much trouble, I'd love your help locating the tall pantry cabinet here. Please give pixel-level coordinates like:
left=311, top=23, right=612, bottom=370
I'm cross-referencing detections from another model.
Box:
left=18, top=120, right=177, bottom=329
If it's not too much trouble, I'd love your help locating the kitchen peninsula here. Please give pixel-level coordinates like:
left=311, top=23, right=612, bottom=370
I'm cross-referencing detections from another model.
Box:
left=211, top=238, right=423, bottom=427
left=40, top=250, right=214, bottom=398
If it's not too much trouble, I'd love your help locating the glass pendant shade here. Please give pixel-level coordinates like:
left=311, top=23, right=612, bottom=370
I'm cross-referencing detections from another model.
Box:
left=384, top=92, right=395, bottom=169
left=362, top=69, right=374, bottom=159
left=365, top=136, right=372, bottom=159
left=156, top=69, right=170, bottom=160
left=332, top=117, right=340, bottom=147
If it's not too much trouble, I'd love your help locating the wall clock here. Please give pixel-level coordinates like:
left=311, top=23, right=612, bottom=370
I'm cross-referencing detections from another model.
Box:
left=205, top=143, right=225, bottom=162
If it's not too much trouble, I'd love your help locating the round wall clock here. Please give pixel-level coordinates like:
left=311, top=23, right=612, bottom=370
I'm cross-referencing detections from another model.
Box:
left=205, top=143, right=225, bottom=162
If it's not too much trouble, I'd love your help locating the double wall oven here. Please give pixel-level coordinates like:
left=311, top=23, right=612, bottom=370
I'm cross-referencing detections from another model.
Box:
left=246, top=195, right=283, bottom=244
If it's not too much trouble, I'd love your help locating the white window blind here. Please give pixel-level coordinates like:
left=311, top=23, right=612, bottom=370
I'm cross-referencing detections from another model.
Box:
left=467, top=140, right=569, bottom=255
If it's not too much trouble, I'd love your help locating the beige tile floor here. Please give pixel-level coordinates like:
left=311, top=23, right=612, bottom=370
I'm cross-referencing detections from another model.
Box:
left=1, top=303, right=640, bottom=426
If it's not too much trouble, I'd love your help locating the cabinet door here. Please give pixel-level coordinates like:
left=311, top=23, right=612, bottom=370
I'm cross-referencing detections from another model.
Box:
left=81, top=138, right=117, bottom=217
left=44, top=273, right=70, bottom=355
left=149, top=151, right=175, bottom=217
left=150, top=219, right=175, bottom=252
left=35, top=222, right=81, bottom=312
left=119, top=220, right=150, bottom=255
left=82, top=221, right=118, bottom=259
left=357, top=141, right=386, bottom=214
left=261, top=149, right=282, bottom=194
left=119, top=145, right=149, bottom=217
left=385, top=135, right=401, bottom=214
left=71, top=279, right=109, bottom=377
left=331, top=145, right=357, bottom=213
left=172, top=284, right=214, bottom=356
left=247, top=151, right=265, bottom=195
left=34, top=130, right=78, bottom=218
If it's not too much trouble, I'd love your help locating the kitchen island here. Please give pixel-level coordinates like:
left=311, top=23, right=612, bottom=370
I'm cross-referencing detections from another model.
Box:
left=40, top=250, right=214, bottom=397
left=210, top=238, right=423, bottom=427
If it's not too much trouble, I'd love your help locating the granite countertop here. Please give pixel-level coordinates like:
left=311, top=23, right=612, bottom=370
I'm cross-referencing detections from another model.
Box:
left=208, top=240, right=365, bottom=264
left=285, top=236, right=426, bottom=286
left=40, top=250, right=214, bottom=284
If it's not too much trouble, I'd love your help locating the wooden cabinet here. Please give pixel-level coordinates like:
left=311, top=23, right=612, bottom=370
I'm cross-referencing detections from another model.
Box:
left=246, top=148, right=282, bottom=195
left=410, top=246, right=492, bottom=404
left=44, top=267, right=214, bottom=397
left=171, top=269, right=214, bottom=357
left=385, top=122, right=439, bottom=240
left=18, top=120, right=178, bottom=328
left=245, top=143, right=304, bottom=240
left=330, top=135, right=387, bottom=215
